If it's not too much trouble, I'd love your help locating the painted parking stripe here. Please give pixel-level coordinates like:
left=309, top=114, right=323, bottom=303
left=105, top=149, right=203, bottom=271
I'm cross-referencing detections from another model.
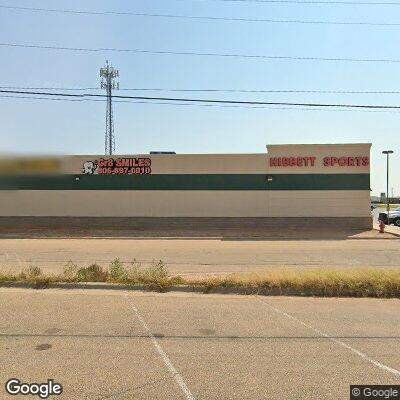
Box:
left=256, top=297, right=400, bottom=377
left=127, top=297, right=195, bottom=400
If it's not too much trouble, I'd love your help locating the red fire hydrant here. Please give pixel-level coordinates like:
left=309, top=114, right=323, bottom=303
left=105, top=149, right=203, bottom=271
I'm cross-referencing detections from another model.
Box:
left=379, top=219, right=385, bottom=234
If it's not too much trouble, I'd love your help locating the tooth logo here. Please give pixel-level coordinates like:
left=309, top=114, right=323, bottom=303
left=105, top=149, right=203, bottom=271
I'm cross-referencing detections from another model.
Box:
left=82, top=161, right=98, bottom=175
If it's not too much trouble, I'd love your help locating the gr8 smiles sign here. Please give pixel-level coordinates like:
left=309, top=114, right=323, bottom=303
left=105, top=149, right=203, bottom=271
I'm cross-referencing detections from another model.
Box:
left=82, top=157, right=152, bottom=175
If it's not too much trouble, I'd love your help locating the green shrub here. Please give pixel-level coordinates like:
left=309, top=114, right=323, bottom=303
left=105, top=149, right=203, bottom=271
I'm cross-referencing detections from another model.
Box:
left=109, top=258, right=128, bottom=282
left=146, top=260, right=169, bottom=280
left=126, top=260, right=168, bottom=284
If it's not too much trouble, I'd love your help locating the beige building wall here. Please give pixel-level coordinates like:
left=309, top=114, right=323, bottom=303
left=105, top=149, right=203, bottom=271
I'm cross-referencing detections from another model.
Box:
left=0, top=190, right=370, bottom=217
left=269, top=191, right=370, bottom=217
left=0, top=144, right=371, bottom=220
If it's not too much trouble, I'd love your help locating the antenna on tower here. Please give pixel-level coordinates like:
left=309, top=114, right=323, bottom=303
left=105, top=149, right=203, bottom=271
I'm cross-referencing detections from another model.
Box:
left=100, top=61, right=119, bottom=155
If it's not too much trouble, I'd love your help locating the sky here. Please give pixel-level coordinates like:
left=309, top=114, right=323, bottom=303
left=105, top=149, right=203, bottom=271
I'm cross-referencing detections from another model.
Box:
left=1, top=0, right=400, bottom=196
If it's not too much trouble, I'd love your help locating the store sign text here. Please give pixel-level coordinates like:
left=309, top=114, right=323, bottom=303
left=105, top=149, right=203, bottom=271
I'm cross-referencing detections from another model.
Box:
left=269, top=156, right=369, bottom=167
left=82, top=158, right=152, bottom=175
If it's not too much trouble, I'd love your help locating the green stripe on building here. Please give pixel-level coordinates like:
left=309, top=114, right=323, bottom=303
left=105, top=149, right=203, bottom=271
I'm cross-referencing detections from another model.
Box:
left=0, top=174, right=370, bottom=191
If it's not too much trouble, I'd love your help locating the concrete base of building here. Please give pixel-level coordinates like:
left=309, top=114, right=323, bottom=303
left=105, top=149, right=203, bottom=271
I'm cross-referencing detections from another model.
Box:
left=0, top=216, right=372, bottom=232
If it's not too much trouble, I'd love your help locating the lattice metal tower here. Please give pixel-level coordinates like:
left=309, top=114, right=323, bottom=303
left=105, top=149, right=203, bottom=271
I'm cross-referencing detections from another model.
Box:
left=100, top=61, right=119, bottom=155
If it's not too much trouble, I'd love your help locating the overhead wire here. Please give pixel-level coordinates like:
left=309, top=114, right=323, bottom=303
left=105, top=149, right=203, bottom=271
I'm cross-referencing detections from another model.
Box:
left=177, top=0, right=400, bottom=5
left=1, top=5, right=400, bottom=26
left=3, top=4, right=399, bottom=115
left=1, top=43, right=400, bottom=64
left=0, top=86, right=99, bottom=91
left=2, top=86, right=400, bottom=95
left=2, top=93, right=400, bottom=114
left=1, top=89, right=400, bottom=109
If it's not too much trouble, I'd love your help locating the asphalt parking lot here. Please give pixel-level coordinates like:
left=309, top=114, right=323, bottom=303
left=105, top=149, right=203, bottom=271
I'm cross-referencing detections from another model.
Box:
left=1, top=288, right=399, bottom=400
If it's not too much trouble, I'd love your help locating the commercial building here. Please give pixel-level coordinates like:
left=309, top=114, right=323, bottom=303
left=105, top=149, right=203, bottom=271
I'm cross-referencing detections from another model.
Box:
left=0, top=143, right=372, bottom=229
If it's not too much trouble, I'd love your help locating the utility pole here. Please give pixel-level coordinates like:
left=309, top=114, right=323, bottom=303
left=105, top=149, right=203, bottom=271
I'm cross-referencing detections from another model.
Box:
left=100, top=61, right=119, bottom=155
left=382, top=150, right=394, bottom=224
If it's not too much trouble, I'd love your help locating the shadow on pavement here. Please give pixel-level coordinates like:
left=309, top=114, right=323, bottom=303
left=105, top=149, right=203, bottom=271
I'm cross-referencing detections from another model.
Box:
left=0, top=226, right=396, bottom=241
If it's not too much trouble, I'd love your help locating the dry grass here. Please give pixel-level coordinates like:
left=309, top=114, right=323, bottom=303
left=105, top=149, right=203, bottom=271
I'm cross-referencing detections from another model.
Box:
left=17, top=266, right=53, bottom=288
left=375, top=204, right=399, bottom=209
left=0, top=273, right=18, bottom=283
left=108, top=259, right=172, bottom=291
left=186, top=269, right=400, bottom=297
left=1, top=262, right=400, bottom=297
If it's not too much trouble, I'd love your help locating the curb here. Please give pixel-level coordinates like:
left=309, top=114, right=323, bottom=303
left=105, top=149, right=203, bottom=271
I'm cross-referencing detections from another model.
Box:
left=0, top=281, right=315, bottom=296
left=1, top=281, right=400, bottom=298
left=0, top=281, right=253, bottom=295
left=1, top=235, right=398, bottom=240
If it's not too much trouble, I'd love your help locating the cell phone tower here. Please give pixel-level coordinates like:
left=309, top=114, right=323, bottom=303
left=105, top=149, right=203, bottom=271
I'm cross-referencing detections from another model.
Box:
left=100, top=61, right=119, bottom=155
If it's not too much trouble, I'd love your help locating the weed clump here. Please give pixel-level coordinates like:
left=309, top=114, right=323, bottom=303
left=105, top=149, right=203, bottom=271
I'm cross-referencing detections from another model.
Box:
left=60, top=258, right=171, bottom=291
left=76, top=264, right=108, bottom=282
left=20, top=266, right=42, bottom=279
left=123, top=260, right=171, bottom=291
left=106, top=258, right=171, bottom=291
left=127, top=260, right=167, bottom=281
left=19, top=266, right=51, bottom=288
left=63, top=260, right=80, bottom=282
left=109, top=258, right=128, bottom=282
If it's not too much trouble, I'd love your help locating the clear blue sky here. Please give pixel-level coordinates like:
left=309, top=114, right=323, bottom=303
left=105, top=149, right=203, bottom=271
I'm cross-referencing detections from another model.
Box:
left=1, top=0, right=400, bottom=195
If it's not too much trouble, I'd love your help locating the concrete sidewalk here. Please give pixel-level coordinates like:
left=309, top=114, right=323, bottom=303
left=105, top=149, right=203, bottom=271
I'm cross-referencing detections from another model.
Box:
left=373, top=223, right=400, bottom=237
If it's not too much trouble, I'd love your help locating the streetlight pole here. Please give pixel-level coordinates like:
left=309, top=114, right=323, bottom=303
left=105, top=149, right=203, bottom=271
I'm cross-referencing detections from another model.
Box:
left=382, top=150, right=394, bottom=224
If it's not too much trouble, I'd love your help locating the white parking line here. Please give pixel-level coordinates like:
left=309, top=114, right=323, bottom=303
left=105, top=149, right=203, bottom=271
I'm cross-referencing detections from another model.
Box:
left=256, top=297, right=400, bottom=377
left=127, top=297, right=195, bottom=400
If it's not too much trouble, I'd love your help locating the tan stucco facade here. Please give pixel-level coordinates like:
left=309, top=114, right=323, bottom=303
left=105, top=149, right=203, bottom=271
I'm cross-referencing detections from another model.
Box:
left=1, top=190, right=369, bottom=218
left=0, top=143, right=372, bottom=223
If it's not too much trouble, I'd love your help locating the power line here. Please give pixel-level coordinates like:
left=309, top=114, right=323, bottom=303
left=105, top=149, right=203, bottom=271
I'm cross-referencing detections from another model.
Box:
left=1, top=4, right=399, bottom=26
left=1, top=89, right=400, bottom=109
left=3, top=85, right=400, bottom=94
left=1, top=43, right=400, bottom=64
left=0, top=86, right=99, bottom=91
left=180, top=0, right=400, bottom=5
left=113, top=87, right=400, bottom=94
left=2, top=93, right=400, bottom=114
left=0, top=95, right=89, bottom=102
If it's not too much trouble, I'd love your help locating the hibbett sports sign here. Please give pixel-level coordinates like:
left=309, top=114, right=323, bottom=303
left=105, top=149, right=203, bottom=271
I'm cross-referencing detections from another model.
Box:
left=269, top=156, right=369, bottom=168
